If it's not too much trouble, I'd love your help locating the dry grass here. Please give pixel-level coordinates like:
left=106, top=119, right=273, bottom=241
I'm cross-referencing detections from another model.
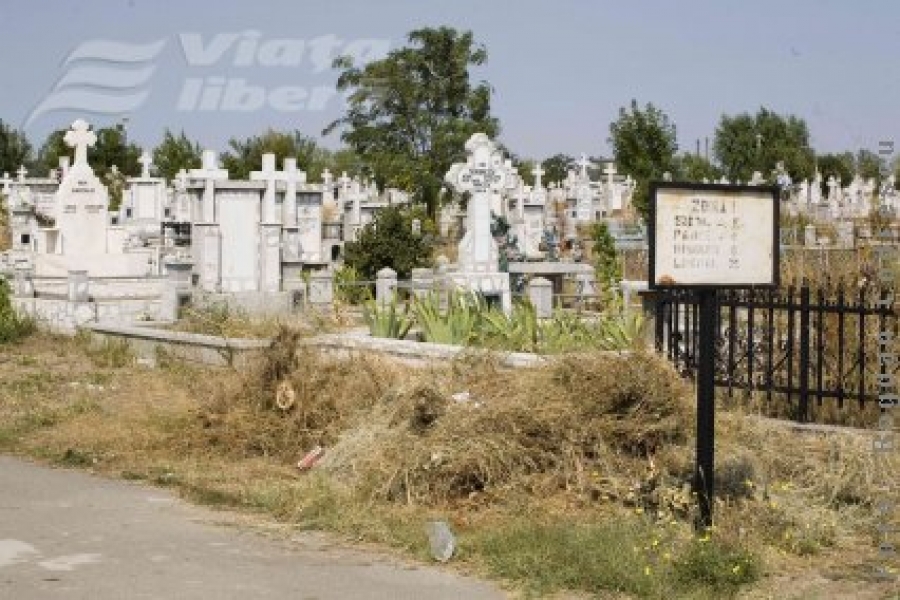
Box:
left=0, top=330, right=897, bottom=598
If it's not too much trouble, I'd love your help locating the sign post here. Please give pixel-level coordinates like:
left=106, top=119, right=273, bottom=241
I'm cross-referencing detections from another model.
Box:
left=649, top=182, right=779, bottom=529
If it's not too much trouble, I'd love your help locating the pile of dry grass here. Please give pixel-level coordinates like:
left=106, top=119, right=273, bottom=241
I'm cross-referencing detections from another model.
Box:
left=196, top=327, right=403, bottom=459
left=197, top=329, right=694, bottom=507
left=321, top=351, right=694, bottom=506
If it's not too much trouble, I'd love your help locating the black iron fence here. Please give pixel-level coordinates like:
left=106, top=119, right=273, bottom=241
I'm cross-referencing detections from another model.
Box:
left=655, top=282, right=898, bottom=423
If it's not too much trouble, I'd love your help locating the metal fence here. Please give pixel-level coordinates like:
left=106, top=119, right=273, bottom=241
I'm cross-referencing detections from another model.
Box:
left=655, top=282, right=898, bottom=423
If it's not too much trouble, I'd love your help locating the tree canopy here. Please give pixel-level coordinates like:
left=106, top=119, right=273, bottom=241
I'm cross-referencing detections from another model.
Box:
left=153, top=130, right=202, bottom=180
left=713, top=108, right=814, bottom=183
left=342, top=205, right=434, bottom=280
left=673, top=153, right=722, bottom=182
left=325, top=26, right=499, bottom=217
left=0, top=120, right=33, bottom=177
left=222, top=129, right=332, bottom=180
left=541, top=154, right=574, bottom=185
left=608, top=100, right=678, bottom=221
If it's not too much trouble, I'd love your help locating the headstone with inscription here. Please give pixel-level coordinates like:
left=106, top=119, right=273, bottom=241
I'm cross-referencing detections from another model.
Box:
left=54, top=119, right=109, bottom=257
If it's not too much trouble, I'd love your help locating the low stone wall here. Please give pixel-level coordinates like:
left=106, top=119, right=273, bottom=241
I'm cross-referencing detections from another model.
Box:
left=84, top=323, right=272, bottom=368
left=79, top=324, right=549, bottom=369
left=301, top=332, right=547, bottom=368
left=14, top=297, right=163, bottom=334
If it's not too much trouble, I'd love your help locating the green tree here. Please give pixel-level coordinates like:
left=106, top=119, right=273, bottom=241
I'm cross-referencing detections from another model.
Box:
left=153, top=130, right=201, bottom=180
left=516, top=158, right=536, bottom=187
left=541, top=153, right=574, bottom=185
left=608, top=100, right=678, bottom=221
left=855, top=149, right=885, bottom=180
left=0, top=120, right=33, bottom=176
left=713, top=108, right=814, bottom=183
left=342, top=205, right=434, bottom=280
left=674, top=153, right=722, bottom=182
left=326, top=26, right=499, bottom=217
left=222, top=129, right=329, bottom=180
left=816, top=152, right=854, bottom=185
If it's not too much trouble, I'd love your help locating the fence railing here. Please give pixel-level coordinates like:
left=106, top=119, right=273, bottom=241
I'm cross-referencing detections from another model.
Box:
left=655, top=282, right=897, bottom=423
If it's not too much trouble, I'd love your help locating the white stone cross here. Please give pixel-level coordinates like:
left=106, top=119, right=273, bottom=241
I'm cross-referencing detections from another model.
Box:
left=0, top=172, right=12, bottom=194
left=445, top=132, right=518, bottom=272
left=251, top=153, right=282, bottom=223
left=577, top=154, right=593, bottom=179
left=603, top=162, right=617, bottom=185
left=531, top=164, right=545, bottom=189
left=174, top=169, right=189, bottom=191
left=321, top=168, right=333, bottom=188
left=138, top=150, right=153, bottom=178
left=190, top=150, right=229, bottom=222
left=280, top=157, right=307, bottom=227
left=16, top=165, right=28, bottom=182
left=337, top=172, right=352, bottom=198
left=64, top=119, right=96, bottom=169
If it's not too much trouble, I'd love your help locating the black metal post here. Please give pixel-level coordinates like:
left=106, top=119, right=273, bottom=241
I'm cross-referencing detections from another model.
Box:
left=798, top=283, right=810, bottom=422
left=695, top=289, right=717, bottom=530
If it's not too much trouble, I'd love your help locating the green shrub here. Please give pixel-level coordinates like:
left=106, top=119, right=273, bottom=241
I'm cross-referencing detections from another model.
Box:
left=334, top=265, right=372, bottom=305
left=672, top=535, right=761, bottom=596
left=0, top=277, right=35, bottom=344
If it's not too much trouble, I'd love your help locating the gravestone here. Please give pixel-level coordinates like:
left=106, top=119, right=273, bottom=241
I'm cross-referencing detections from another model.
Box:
left=308, top=269, right=334, bottom=305
left=54, top=120, right=109, bottom=256
left=837, top=221, right=854, bottom=248
left=376, top=267, right=398, bottom=306
left=804, top=224, right=817, bottom=247
left=527, top=277, right=553, bottom=318
left=443, top=133, right=516, bottom=313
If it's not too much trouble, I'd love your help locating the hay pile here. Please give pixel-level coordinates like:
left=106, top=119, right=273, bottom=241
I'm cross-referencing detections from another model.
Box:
left=197, top=328, right=403, bottom=458
left=198, top=329, right=694, bottom=507
left=319, top=351, right=694, bottom=506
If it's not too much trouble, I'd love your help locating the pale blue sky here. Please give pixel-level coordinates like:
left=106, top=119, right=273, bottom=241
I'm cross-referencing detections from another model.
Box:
left=1, top=0, right=898, bottom=162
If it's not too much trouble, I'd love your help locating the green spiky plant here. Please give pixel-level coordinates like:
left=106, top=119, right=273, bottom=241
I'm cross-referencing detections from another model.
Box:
left=362, top=297, right=414, bottom=340
left=412, top=290, right=484, bottom=346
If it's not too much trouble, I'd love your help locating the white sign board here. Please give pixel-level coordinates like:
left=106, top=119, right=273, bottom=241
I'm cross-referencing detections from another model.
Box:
left=650, top=184, right=778, bottom=287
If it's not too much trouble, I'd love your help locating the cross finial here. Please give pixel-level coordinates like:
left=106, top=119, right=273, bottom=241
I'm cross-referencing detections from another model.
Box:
left=16, top=165, right=28, bottom=181
left=321, top=168, right=333, bottom=187
left=64, top=119, right=97, bottom=168
left=531, top=163, right=545, bottom=189
left=577, top=154, right=593, bottom=178
left=175, top=168, right=189, bottom=191
left=0, top=172, right=11, bottom=193
left=603, top=162, right=617, bottom=182
left=138, top=150, right=153, bottom=178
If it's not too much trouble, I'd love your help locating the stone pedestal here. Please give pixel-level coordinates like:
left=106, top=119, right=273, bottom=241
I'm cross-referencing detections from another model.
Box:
left=804, top=224, right=817, bottom=247
left=837, top=221, right=854, bottom=248
left=67, top=269, right=89, bottom=302
left=411, top=267, right=434, bottom=300
left=308, top=269, right=333, bottom=306
left=527, top=277, right=553, bottom=318
left=376, top=267, right=398, bottom=306
left=13, top=262, right=34, bottom=298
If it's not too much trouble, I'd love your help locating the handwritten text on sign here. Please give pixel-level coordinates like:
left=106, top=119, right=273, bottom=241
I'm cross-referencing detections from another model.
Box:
left=654, top=188, right=775, bottom=286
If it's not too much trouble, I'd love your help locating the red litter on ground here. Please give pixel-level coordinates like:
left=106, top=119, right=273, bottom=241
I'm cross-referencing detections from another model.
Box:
left=297, top=446, right=324, bottom=470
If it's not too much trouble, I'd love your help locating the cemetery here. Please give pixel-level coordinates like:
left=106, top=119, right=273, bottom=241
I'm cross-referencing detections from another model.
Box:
left=1, top=20, right=899, bottom=600
left=1, top=113, right=897, bottom=598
